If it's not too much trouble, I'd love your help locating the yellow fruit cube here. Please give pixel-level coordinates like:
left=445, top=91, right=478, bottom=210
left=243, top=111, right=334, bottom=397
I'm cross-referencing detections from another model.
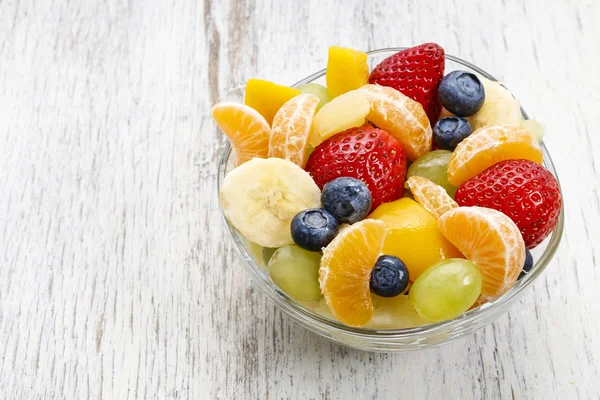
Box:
left=244, top=79, right=301, bottom=125
left=369, top=198, right=463, bottom=280
left=309, top=90, right=370, bottom=146
left=326, top=46, right=369, bottom=98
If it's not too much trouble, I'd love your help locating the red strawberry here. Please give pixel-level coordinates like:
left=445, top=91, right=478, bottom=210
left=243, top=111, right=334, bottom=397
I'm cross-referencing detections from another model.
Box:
left=369, top=43, right=445, bottom=123
left=455, top=159, right=562, bottom=248
left=305, top=125, right=407, bottom=210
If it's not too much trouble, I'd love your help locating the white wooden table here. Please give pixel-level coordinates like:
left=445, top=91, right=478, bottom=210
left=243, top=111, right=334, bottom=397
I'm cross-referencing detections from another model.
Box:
left=1, top=0, right=599, bottom=398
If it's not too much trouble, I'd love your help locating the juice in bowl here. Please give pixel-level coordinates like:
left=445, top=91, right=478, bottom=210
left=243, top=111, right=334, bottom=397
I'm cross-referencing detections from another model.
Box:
left=214, top=45, right=564, bottom=351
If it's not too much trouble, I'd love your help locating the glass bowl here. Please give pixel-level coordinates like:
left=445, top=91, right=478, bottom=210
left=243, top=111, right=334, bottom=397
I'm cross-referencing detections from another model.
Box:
left=216, top=48, right=564, bottom=352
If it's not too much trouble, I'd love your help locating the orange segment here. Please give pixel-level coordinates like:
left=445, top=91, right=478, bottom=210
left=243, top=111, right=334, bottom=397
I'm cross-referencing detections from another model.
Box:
left=319, top=219, right=387, bottom=327
left=407, top=176, right=458, bottom=219
left=369, top=198, right=463, bottom=280
left=211, top=102, right=271, bottom=166
left=359, top=84, right=432, bottom=161
left=269, top=94, right=319, bottom=167
left=244, top=79, right=301, bottom=125
left=326, top=46, right=369, bottom=98
left=447, top=124, right=543, bottom=185
left=438, top=206, right=526, bottom=300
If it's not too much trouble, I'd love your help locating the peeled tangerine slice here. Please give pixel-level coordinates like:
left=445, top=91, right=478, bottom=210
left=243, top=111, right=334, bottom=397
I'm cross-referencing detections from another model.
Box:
left=407, top=176, right=458, bottom=219
left=245, top=79, right=301, bottom=125
left=211, top=102, right=271, bottom=166
left=220, top=158, right=321, bottom=248
left=309, top=90, right=370, bottom=147
left=326, top=46, right=369, bottom=98
left=447, top=124, right=543, bottom=186
left=438, top=206, right=526, bottom=300
left=269, top=93, right=319, bottom=168
left=319, top=219, right=387, bottom=327
left=359, top=84, right=432, bottom=161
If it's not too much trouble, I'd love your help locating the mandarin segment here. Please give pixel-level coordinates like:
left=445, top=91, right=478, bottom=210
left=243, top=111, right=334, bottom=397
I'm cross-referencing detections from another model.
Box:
left=359, top=84, right=432, bottom=160
left=269, top=93, right=319, bottom=167
left=244, top=78, right=301, bottom=124
left=447, top=124, right=543, bottom=185
left=438, top=206, right=526, bottom=300
left=319, top=219, right=387, bottom=327
left=407, top=176, right=458, bottom=219
left=211, top=102, right=271, bottom=165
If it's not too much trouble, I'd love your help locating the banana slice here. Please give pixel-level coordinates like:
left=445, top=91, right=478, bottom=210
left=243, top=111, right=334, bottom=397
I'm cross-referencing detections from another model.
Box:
left=521, top=119, right=544, bottom=142
left=468, top=78, right=522, bottom=130
left=220, top=158, right=321, bottom=248
left=467, top=78, right=545, bottom=142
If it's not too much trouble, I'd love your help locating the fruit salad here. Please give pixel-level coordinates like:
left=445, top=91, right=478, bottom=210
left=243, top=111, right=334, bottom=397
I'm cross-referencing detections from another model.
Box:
left=213, top=43, right=562, bottom=328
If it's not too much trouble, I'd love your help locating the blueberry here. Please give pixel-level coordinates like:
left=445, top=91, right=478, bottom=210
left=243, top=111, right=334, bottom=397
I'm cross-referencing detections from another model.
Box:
left=291, top=208, right=338, bottom=252
left=518, top=249, right=534, bottom=280
left=321, top=177, right=372, bottom=224
left=370, top=255, right=410, bottom=297
left=438, top=70, right=485, bottom=117
left=433, top=116, right=473, bottom=150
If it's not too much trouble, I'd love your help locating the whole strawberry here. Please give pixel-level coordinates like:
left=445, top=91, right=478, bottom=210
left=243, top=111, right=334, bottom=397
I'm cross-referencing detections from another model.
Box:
left=369, top=43, right=445, bottom=123
left=305, top=125, right=407, bottom=210
left=455, top=159, right=562, bottom=248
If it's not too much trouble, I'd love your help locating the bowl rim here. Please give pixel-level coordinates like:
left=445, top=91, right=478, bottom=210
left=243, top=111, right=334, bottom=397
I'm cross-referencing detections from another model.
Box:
left=216, top=47, right=565, bottom=339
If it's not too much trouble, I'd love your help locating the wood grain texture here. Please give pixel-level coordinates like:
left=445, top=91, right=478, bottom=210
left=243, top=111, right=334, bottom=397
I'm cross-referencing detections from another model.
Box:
left=0, top=0, right=599, bottom=398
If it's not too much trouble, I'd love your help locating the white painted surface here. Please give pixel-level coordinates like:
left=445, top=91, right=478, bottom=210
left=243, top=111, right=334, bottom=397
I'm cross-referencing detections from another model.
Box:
left=0, top=0, right=599, bottom=398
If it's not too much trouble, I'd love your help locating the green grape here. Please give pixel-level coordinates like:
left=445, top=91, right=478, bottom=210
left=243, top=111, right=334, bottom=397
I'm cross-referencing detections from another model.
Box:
left=268, top=245, right=322, bottom=302
left=366, top=295, right=427, bottom=329
left=297, top=83, right=331, bottom=110
left=262, top=247, right=277, bottom=265
left=307, top=298, right=335, bottom=320
left=409, top=258, right=482, bottom=322
left=246, top=240, right=267, bottom=268
left=407, top=150, right=457, bottom=197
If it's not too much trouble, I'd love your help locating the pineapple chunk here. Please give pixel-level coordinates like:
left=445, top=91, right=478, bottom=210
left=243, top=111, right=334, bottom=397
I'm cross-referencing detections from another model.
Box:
left=310, top=90, right=370, bottom=146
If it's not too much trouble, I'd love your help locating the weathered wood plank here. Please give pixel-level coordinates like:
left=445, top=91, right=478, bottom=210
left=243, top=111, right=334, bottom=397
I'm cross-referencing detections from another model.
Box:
left=0, top=0, right=598, bottom=398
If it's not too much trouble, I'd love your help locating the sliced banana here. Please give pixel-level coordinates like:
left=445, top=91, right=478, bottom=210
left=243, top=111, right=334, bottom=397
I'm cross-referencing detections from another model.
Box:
left=521, top=119, right=544, bottom=142
left=468, top=78, right=523, bottom=130
left=220, top=158, right=321, bottom=248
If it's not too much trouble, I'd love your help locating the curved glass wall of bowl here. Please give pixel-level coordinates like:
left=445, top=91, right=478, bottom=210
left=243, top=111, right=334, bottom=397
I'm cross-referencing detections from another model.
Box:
left=216, top=48, right=564, bottom=351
